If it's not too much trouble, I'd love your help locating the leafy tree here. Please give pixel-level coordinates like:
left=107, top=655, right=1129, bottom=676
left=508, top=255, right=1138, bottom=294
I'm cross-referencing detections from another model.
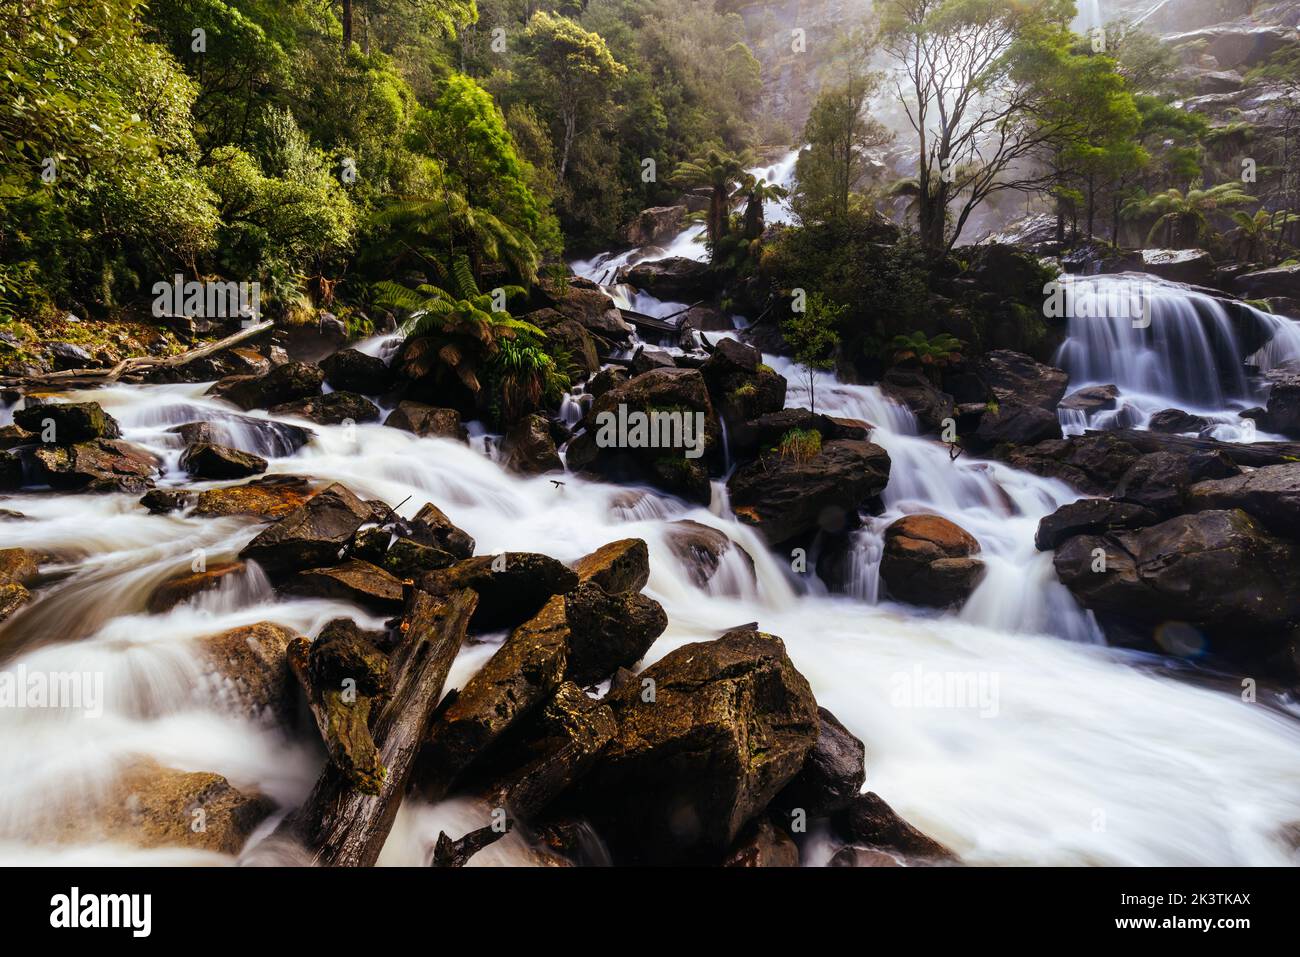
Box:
left=736, top=174, right=788, bottom=240
left=671, top=149, right=750, bottom=251
left=1230, top=209, right=1299, bottom=262
left=1122, top=182, right=1257, bottom=248
left=781, top=292, right=843, bottom=414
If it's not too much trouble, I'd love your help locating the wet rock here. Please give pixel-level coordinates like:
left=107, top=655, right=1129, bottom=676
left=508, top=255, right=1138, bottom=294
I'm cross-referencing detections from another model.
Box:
left=1054, top=509, right=1300, bottom=637
left=383, top=400, right=468, bottom=441
left=29, top=439, right=159, bottom=493
left=1035, top=499, right=1162, bottom=551
left=193, top=475, right=316, bottom=520
left=829, top=845, right=904, bottom=867
left=1263, top=377, right=1300, bottom=438
left=147, top=561, right=248, bottom=614
left=195, top=621, right=297, bottom=722
left=1113, top=451, right=1197, bottom=514
left=418, top=553, right=578, bottom=632
left=308, top=618, right=390, bottom=696
left=1059, top=384, right=1118, bottom=414
left=420, top=595, right=570, bottom=796
left=1187, top=463, right=1300, bottom=537
left=351, top=527, right=457, bottom=577
left=774, top=707, right=866, bottom=817
left=282, top=559, right=405, bottom=612
left=208, top=361, right=323, bottom=411
left=881, top=368, right=955, bottom=435
left=586, top=367, right=627, bottom=399
left=500, top=414, right=563, bottom=475
left=1149, top=409, right=1210, bottom=434
left=880, top=514, right=985, bottom=608
left=701, top=339, right=787, bottom=426
left=564, top=580, right=667, bottom=686
left=664, top=519, right=756, bottom=590
left=320, top=348, right=392, bottom=395
left=629, top=346, right=676, bottom=375
left=625, top=205, right=686, bottom=245
left=169, top=415, right=312, bottom=457
left=679, top=304, right=735, bottom=334
left=972, top=398, right=1062, bottom=449
left=529, top=277, right=633, bottom=344
left=525, top=309, right=600, bottom=376
left=139, top=489, right=195, bottom=514
left=1006, top=433, right=1144, bottom=495
left=75, top=758, right=273, bottom=854
left=269, top=391, right=380, bottom=425
left=14, top=401, right=121, bottom=444
left=1166, top=25, right=1292, bottom=71
left=832, top=792, right=956, bottom=864
left=973, top=350, right=1068, bottom=412
left=571, top=538, right=649, bottom=594
left=728, top=439, right=891, bottom=546
left=179, top=442, right=268, bottom=480
left=0, top=451, right=21, bottom=490
left=1139, top=248, right=1216, bottom=285
left=409, top=502, right=475, bottom=559
left=565, top=368, right=721, bottom=504
left=1234, top=264, right=1300, bottom=301
left=731, top=408, right=869, bottom=461
left=579, top=628, right=819, bottom=864
left=238, top=483, right=373, bottom=574
left=0, top=583, right=30, bottom=623
left=0, top=547, right=39, bottom=587
left=723, top=816, right=799, bottom=868
left=0, top=423, right=34, bottom=449
left=617, top=256, right=712, bottom=300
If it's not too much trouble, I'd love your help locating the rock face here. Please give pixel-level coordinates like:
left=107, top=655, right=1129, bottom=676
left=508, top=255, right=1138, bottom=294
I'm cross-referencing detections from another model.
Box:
left=269, top=391, right=380, bottom=425
left=1187, top=463, right=1300, bottom=537
left=972, top=399, right=1062, bottom=449
left=1234, top=264, right=1300, bottom=301
left=974, top=350, right=1069, bottom=412
left=565, top=367, right=720, bottom=504
left=775, top=707, right=866, bottom=817
left=320, top=348, right=392, bottom=395
left=580, top=629, right=819, bottom=864
left=617, top=256, right=712, bottom=300
left=30, top=439, right=159, bottom=492
left=1007, top=433, right=1146, bottom=495
left=524, top=308, right=600, bottom=375
left=195, top=621, right=297, bottom=722
left=1054, top=509, right=1300, bottom=638
left=880, top=514, right=985, bottom=608
left=209, top=361, right=324, bottom=411
left=238, top=483, right=372, bottom=574
left=147, top=561, right=248, bottom=614
left=179, top=442, right=268, bottom=479
left=500, top=414, right=562, bottom=475
left=1139, top=248, right=1216, bottom=285
left=881, top=367, right=954, bottom=435
left=282, top=559, right=405, bottom=612
left=383, top=401, right=468, bottom=441
left=728, top=439, right=891, bottom=546
left=1035, top=499, right=1161, bottom=551
left=624, top=205, right=686, bottom=245
left=14, top=401, right=120, bottom=443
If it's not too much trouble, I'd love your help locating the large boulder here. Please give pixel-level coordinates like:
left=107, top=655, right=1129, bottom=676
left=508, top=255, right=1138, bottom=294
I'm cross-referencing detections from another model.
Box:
left=617, top=256, right=713, bottom=300
left=1148, top=409, right=1210, bottom=434
left=383, top=401, right=468, bottom=442
left=168, top=414, right=312, bottom=458
left=192, top=475, right=316, bottom=520
left=500, top=413, right=563, bottom=475
left=1234, top=265, right=1300, bottom=301
left=1034, top=499, right=1162, bottom=551
left=625, top=205, right=687, bottom=245
left=664, top=520, right=756, bottom=591
left=281, top=559, right=405, bottom=612
left=179, top=442, right=267, bottom=480
left=1113, top=449, right=1239, bottom=515
left=563, top=580, right=667, bottom=686
left=571, top=538, right=649, bottom=594
left=972, top=398, right=1062, bottom=450
left=208, top=361, right=323, bottom=411
left=1053, top=509, right=1300, bottom=640
left=147, top=561, right=248, bottom=614
left=880, top=514, right=985, bottom=608
left=523, top=308, right=600, bottom=376
left=320, top=348, right=392, bottom=395
left=579, top=629, right=819, bottom=863
left=973, top=350, right=1068, bottom=412
left=14, top=401, right=120, bottom=444
left=728, top=407, right=868, bottom=463
left=1187, top=463, right=1300, bottom=537
left=1059, top=384, right=1118, bottom=415
left=418, top=552, right=578, bottom=632
left=195, top=621, right=297, bottom=722
left=1262, top=377, right=1300, bottom=438
left=29, top=439, right=159, bottom=493
left=832, top=792, right=956, bottom=864
left=1166, top=25, right=1293, bottom=71
left=728, top=439, right=891, bottom=546
left=774, top=707, right=866, bottom=817
left=881, top=368, right=955, bottom=435
left=1006, top=433, right=1145, bottom=495
left=530, top=277, right=633, bottom=344
left=1139, top=248, right=1216, bottom=285
left=0, top=547, right=39, bottom=587
left=269, top=391, right=380, bottom=425
left=238, top=483, right=373, bottom=574
left=409, top=502, right=475, bottom=559
left=566, top=367, right=721, bottom=504
left=701, top=338, right=787, bottom=426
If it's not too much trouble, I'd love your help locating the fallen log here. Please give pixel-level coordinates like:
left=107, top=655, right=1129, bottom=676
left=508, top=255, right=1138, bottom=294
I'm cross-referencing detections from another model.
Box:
left=280, top=586, right=478, bottom=867
left=0, top=320, right=274, bottom=390
left=430, top=822, right=510, bottom=867
left=1093, top=428, right=1300, bottom=468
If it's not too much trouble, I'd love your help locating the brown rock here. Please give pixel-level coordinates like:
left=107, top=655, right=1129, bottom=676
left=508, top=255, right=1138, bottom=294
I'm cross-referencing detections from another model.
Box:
left=880, top=514, right=985, bottom=608
left=281, top=559, right=405, bottom=612
left=238, top=483, right=373, bottom=574
left=383, top=401, right=468, bottom=441
left=193, top=475, right=316, bottom=520
left=147, top=561, right=248, bottom=614
left=571, top=538, right=649, bottom=594
left=195, top=621, right=298, bottom=722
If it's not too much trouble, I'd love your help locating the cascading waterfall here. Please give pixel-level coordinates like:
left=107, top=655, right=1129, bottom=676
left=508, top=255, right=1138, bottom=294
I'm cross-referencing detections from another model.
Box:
left=1052, top=273, right=1300, bottom=440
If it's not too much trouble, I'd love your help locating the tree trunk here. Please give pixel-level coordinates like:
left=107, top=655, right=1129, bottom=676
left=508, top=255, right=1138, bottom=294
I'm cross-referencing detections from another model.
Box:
left=341, top=0, right=352, bottom=53
left=1086, top=174, right=1095, bottom=240
left=279, top=587, right=478, bottom=867
left=558, top=109, right=576, bottom=181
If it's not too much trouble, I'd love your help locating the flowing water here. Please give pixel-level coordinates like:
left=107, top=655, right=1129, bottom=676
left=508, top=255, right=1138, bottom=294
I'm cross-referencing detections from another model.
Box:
left=4, top=163, right=1300, bottom=866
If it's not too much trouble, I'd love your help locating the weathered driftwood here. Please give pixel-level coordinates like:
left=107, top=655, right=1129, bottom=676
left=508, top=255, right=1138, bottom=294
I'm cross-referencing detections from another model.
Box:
left=1095, top=428, right=1300, bottom=468
left=0, top=320, right=274, bottom=389
left=430, top=822, right=510, bottom=867
left=281, top=586, right=478, bottom=867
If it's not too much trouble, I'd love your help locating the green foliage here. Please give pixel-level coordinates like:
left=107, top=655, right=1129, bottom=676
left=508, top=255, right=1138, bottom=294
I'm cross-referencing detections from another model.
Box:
left=776, top=428, right=822, bottom=464
left=1122, top=182, right=1258, bottom=248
